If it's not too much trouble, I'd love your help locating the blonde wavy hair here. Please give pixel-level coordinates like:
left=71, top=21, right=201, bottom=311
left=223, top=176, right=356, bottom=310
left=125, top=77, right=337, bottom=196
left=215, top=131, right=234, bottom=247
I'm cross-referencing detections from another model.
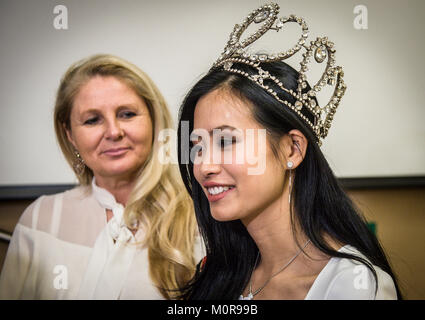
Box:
left=54, top=54, right=197, bottom=299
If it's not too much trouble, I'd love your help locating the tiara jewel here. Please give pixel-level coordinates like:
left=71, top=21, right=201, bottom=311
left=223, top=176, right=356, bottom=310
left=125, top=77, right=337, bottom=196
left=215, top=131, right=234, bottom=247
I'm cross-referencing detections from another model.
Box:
left=212, top=3, right=346, bottom=146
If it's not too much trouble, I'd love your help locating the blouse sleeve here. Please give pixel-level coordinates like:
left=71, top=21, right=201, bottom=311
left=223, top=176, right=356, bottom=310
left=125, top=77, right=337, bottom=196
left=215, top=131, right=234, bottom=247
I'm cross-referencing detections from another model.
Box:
left=323, top=264, right=397, bottom=300
left=0, top=197, right=42, bottom=299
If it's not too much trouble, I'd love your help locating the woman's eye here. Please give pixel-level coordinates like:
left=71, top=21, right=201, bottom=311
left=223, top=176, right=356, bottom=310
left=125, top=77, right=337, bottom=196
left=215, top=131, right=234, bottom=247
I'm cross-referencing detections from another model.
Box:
left=83, top=117, right=99, bottom=125
left=119, top=111, right=137, bottom=119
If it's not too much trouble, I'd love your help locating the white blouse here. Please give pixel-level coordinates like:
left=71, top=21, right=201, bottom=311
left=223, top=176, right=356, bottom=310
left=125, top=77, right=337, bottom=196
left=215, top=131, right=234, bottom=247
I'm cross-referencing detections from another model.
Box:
left=0, top=178, right=204, bottom=300
left=304, top=245, right=397, bottom=299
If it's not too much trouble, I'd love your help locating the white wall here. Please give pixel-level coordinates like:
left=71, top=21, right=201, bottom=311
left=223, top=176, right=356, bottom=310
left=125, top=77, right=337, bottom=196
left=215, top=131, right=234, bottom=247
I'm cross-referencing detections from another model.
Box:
left=0, top=0, right=424, bottom=185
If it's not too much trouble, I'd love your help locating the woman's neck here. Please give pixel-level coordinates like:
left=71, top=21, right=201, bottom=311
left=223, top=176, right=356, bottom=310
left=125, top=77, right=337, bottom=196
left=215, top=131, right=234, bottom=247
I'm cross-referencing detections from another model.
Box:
left=242, top=190, right=310, bottom=275
left=94, top=175, right=136, bottom=206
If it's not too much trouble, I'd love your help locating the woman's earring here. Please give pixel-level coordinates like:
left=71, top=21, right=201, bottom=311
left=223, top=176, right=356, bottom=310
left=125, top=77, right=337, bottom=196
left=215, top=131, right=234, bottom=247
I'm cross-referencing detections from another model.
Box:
left=288, top=169, right=293, bottom=205
left=287, top=161, right=294, bottom=205
left=73, top=150, right=85, bottom=176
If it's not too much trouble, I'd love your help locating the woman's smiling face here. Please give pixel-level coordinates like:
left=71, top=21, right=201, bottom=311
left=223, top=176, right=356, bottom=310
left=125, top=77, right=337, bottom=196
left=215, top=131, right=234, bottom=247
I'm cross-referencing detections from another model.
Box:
left=66, top=75, right=153, bottom=183
left=192, top=88, right=287, bottom=223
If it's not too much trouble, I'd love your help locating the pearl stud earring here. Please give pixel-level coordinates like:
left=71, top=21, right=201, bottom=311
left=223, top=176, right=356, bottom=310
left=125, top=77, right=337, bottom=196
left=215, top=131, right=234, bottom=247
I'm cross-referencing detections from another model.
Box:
left=287, top=161, right=294, bottom=169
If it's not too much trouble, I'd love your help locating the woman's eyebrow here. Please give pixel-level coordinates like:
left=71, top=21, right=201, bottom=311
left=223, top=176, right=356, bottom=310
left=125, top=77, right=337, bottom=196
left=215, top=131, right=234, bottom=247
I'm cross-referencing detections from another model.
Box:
left=208, top=125, right=238, bottom=134
left=191, top=125, right=241, bottom=144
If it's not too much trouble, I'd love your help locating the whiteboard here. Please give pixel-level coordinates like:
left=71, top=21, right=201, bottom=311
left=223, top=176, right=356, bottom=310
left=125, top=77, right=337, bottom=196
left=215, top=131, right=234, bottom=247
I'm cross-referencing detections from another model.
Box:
left=0, top=0, right=424, bottom=185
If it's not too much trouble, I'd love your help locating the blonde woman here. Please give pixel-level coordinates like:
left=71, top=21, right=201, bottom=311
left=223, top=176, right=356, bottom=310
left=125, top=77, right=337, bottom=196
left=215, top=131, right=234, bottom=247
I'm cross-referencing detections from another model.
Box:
left=0, top=54, right=201, bottom=299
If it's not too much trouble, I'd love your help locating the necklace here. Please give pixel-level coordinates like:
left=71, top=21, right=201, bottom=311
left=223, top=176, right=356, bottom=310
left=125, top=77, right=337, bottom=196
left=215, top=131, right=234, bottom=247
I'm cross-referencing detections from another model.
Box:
left=239, top=240, right=311, bottom=300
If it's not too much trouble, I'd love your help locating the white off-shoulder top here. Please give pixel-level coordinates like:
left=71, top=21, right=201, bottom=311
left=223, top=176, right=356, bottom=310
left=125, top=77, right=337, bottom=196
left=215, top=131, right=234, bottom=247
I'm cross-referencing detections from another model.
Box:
left=304, top=245, right=397, bottom=299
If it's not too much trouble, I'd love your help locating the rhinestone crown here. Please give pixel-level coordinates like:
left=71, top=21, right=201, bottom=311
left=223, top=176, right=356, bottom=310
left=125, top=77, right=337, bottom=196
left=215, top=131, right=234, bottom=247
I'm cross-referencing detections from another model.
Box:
left=212, top=3, right=347, bottom=145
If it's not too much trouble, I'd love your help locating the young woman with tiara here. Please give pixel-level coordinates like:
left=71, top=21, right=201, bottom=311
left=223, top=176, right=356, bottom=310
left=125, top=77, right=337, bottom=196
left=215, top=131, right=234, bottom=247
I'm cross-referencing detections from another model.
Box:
left=176, top=3, right=401, bottom=300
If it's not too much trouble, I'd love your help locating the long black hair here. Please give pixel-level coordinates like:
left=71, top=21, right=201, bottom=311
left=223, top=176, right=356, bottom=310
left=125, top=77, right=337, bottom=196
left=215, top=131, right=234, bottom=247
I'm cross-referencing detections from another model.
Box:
left=177, top=61, right=402, bottom=299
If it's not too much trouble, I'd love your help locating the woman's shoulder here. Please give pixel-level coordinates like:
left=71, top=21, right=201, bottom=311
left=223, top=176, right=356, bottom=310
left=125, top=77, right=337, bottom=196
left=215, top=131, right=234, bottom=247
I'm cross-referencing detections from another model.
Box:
left=305, top=245, right=397, bottom=300
left=18, top=185, right=93, bottom=230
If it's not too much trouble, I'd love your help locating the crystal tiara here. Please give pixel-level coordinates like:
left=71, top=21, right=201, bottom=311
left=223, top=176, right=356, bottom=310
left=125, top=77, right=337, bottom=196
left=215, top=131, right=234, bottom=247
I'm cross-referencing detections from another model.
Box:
left=212, top=3, right=347, bottom=146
